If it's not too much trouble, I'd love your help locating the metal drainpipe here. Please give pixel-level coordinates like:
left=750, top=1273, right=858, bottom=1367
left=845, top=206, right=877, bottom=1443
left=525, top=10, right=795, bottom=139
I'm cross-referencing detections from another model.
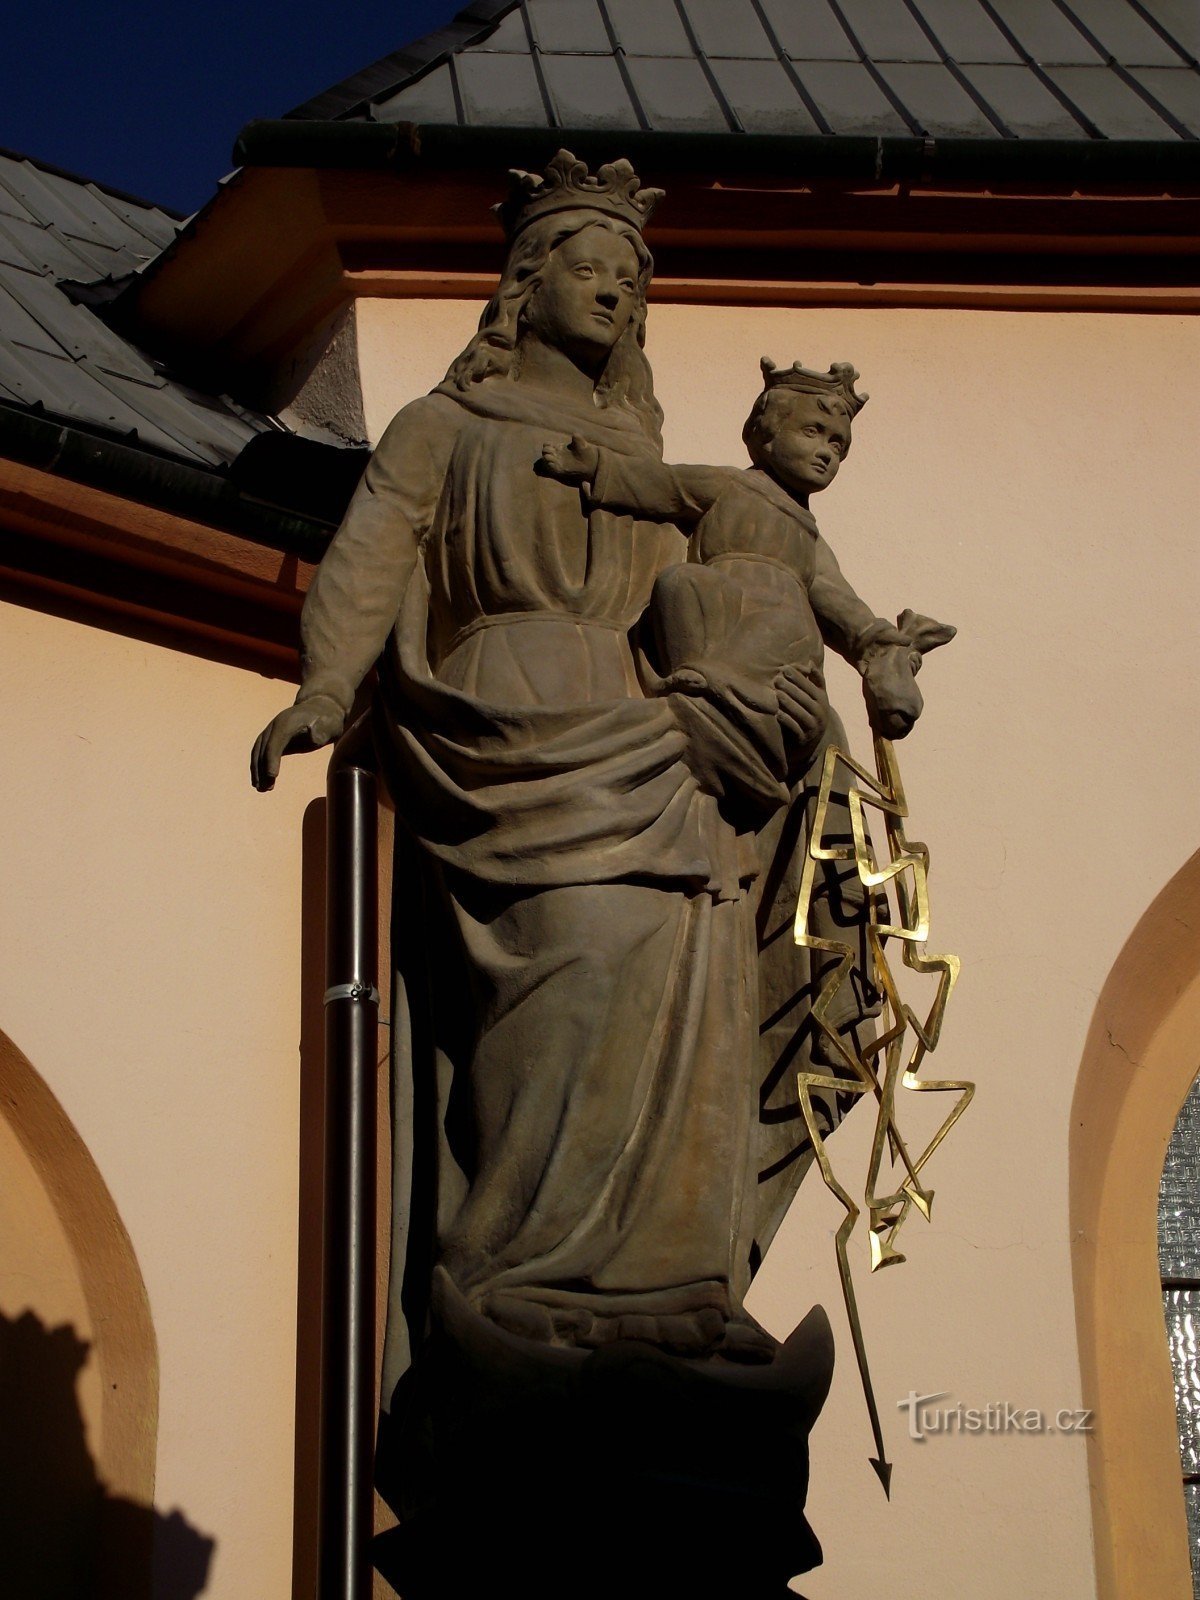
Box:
left=320, top=722, right=379, bottom=1600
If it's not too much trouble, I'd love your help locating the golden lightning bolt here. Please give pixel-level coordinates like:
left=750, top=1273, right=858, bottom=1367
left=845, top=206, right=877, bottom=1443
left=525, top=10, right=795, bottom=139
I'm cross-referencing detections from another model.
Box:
left=793, top=735, right=973, bottom=1496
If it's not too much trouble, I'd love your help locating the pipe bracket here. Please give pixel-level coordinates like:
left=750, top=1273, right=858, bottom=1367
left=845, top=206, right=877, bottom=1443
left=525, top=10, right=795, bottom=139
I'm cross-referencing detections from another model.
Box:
left=324, top=981, right=381, bottom=1006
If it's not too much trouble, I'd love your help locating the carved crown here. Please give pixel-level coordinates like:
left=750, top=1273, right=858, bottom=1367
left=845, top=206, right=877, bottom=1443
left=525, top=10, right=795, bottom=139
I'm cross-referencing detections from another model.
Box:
left=760, top=357, right=868, bottom=417
left=495, top=148, right=664, bottom=240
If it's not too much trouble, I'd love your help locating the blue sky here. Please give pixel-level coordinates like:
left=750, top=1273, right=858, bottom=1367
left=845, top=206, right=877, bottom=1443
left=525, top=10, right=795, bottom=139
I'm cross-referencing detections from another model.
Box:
left=2, top=1, right=466, bottom=214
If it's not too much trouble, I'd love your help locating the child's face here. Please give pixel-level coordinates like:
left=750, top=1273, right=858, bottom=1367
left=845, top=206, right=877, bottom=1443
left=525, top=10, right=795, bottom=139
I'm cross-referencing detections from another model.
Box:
left=762, top=394, right=851, bottom=497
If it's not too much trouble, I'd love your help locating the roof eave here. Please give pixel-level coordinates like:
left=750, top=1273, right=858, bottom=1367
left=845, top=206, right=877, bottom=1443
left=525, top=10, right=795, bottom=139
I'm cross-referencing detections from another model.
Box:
left=233, top=118, right=1200, bottom=188
left=0, top=400, right=352, bottom=560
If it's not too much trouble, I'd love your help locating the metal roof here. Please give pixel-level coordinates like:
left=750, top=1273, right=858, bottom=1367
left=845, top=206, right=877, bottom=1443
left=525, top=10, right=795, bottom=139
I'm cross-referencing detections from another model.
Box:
left=286, top=0, right=1200, bottom=142
left=0, top=147, right=278, bottom=471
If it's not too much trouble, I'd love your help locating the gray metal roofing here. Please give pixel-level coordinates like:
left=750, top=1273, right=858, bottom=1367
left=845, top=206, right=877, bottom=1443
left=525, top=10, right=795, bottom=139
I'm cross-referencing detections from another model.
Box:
left=0, top=148, right=277, bottom=470
left=288, top=0, right=1200, bottom=142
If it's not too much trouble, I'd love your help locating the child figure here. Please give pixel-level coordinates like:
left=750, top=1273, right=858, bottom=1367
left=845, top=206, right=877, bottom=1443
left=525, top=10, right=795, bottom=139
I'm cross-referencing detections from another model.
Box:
left=545, top=356, right=954, bottom=1098
left=544, top=358, right=953, bottom=1095
left=541, top=356, right=952, bottom=761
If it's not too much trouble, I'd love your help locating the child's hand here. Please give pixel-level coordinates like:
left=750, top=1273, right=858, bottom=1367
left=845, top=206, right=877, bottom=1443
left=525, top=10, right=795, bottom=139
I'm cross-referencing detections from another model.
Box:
left=861, top=610, right=955, bottom=739
left=540, top=435, right=600, bottom=484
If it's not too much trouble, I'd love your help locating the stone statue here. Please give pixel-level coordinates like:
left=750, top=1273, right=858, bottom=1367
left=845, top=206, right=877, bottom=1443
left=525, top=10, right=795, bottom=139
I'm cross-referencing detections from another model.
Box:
left=251, top=151, right=950, bottom=1597
left=539, top=354, right=953, bottom=797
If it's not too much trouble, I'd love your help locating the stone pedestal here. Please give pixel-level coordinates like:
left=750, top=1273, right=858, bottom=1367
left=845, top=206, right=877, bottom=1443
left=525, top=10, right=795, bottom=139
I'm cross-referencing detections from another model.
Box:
left=375, top=1271, right=834, bottom=1599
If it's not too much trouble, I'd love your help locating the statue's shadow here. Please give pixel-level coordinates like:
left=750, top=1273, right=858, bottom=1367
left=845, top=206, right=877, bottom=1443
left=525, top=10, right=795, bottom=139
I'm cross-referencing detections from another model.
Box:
left=0, top=1309, right=215, bottom=1599
left=375, top=1272, right=833, bottom=1600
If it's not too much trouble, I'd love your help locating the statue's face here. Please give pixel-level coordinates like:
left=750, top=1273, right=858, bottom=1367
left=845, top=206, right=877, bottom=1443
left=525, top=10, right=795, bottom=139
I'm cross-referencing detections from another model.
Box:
left=523, top=223, right=641, bottom=366
left=762, top=394, right=851, bottom=497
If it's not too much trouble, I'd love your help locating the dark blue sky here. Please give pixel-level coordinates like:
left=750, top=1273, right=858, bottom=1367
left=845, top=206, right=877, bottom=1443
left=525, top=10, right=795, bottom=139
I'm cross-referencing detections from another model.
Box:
left=3, top=1, right=466, bottom=215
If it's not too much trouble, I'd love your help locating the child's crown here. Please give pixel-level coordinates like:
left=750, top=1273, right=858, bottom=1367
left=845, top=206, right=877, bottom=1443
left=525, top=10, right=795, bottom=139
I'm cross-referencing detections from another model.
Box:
left=495, top=149, right=664, bottom=241
left=760, top=357, right=868, bottom=417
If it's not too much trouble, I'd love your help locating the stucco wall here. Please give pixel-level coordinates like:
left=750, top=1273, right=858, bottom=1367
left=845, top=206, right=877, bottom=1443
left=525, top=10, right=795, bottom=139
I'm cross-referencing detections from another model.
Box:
left=354, top=296, right=1200, bottom=1599
left=0, top=603, right=325, bottom=1599
left=1, top=293, right=1195, bottom=1600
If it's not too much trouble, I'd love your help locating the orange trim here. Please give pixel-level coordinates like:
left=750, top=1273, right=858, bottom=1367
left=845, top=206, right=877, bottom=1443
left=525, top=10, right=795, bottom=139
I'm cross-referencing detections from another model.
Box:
left=0, top=457, right=313, bottom=595
left=341, top=265, right=1200, bottom=314
left=124, top=167, right=1200, bottom=386
left=0, top=458, right=312, bottom=678
left=0, top=562, right=301, bottom=677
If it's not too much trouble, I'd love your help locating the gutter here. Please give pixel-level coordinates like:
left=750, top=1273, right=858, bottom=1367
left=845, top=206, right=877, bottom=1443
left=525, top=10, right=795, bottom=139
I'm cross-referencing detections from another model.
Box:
left=0, top=400, right=350, bottom=562
left=234, top=119, right=1200, bottom=187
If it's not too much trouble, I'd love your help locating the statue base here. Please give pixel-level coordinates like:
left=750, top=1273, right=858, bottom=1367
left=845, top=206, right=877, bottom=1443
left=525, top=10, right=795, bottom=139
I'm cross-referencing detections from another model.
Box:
left=375, top=1270, right=834, bottom=1600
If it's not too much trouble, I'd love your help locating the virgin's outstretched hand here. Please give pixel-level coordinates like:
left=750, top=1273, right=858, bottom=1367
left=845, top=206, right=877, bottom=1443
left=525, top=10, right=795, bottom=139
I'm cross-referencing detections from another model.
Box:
left=250, top=695, right=346, bottom=791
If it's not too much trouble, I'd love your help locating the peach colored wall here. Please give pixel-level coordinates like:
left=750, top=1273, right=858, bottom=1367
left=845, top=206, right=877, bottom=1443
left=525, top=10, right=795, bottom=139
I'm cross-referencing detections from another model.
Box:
left=2, top=296, right=1194, bottom=1600
left=355, top=296, right=1200, bottom=1598
left=0, top=602, right=325, bottom=1599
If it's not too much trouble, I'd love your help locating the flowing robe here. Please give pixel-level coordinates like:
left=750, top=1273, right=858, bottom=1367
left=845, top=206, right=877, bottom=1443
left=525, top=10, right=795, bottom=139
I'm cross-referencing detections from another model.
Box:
left=297, top=376, right=866, bottom=1415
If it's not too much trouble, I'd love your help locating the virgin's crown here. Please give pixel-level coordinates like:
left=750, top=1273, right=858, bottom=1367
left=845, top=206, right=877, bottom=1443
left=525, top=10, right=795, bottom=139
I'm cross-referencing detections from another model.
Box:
left=760, top=357, right=868, bottom=416
left=496, top=148, right=664, bottom=239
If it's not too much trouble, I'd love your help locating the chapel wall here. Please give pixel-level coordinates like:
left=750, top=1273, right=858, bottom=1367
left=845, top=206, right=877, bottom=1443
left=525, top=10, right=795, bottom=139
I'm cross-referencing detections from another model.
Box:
left=1, top=294, right=1195, bottom=1600
left=349, top=295, right=1200, bottom=1600
left=0, top=600, right=326, bottom=1600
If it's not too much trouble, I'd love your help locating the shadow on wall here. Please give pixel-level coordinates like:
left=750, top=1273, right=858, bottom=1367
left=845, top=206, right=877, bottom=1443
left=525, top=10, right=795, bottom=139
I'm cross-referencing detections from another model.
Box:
left=0, top=1309, right=215, bottom=1600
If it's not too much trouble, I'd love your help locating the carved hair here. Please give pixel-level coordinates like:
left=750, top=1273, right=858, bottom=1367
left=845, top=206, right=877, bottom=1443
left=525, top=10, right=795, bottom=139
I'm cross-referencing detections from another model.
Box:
left=742, top=388, right=857, bottom=471
left=742, top=357, right=866, bottom=471
left=443, top=209, right=663, bottom=448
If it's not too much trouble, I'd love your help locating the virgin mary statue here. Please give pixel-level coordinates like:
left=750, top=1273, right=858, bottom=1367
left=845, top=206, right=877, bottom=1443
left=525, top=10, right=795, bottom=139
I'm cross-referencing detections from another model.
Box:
left=252, top=151, right=875, bottom=1591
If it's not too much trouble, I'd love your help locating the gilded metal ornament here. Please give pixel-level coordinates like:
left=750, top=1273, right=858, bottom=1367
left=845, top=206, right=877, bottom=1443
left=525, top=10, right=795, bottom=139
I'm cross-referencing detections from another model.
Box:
left=794, top=735, right=973, bottom=1495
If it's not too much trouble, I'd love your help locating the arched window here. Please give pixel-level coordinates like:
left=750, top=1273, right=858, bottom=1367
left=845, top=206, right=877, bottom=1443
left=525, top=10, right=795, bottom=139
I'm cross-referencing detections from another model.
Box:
left=1070, top=848, right=1200, bottom=1600
left=1160, top=1072, right=1200, bottom=1590
left=0, top=1026, right=160, bottom=1599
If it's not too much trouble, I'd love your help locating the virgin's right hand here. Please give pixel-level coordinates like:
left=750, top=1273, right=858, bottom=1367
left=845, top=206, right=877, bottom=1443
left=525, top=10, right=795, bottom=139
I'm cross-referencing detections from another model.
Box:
left=250, top=696, right=345, bottom=791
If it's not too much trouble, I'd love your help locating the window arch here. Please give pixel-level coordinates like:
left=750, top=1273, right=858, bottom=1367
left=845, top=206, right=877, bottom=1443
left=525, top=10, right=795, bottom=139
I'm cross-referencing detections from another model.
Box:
left=1071, top=848, right=1200, bottom=1600
left=0, top=1026, right=158, bottom=1598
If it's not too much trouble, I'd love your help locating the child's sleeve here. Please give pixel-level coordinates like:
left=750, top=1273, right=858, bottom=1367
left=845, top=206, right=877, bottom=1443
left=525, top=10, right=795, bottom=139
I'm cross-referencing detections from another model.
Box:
left=588, top=449, right=734, bottom=527
left=809, top=533, right=898, bottom=666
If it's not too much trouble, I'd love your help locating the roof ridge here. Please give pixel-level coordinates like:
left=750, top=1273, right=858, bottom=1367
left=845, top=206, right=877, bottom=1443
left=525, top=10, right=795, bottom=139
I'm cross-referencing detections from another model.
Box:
left=284, top=0, right=521, bottom=122
left=0, top=144, right=185, bottom=222
left=269, top=0, right=1200, bottom=148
